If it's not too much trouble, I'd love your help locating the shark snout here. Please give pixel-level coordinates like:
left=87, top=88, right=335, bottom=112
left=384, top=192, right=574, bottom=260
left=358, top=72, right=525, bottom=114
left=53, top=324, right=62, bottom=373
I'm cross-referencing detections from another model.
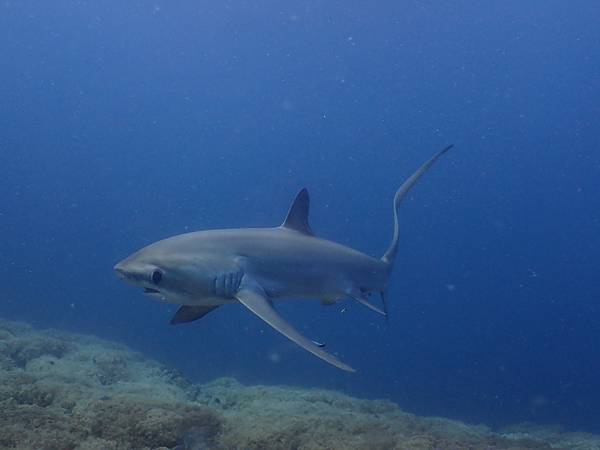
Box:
left=113, top=261, right=127, bottom=278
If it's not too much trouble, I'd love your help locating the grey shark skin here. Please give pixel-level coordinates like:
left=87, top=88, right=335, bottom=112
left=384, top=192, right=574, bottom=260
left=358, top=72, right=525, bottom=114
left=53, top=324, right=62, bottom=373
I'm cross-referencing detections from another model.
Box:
left=114, top=145, right=453, bottom=372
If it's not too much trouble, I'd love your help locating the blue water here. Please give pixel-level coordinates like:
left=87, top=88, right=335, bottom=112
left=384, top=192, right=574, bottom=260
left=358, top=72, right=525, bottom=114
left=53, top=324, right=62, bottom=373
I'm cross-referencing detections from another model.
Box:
left=1, top=0, right=599, bottom=433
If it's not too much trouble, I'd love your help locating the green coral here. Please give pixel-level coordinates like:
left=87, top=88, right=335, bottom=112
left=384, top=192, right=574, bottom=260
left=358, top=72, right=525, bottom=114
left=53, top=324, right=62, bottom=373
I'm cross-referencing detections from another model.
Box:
left=0, top=393, right=221, bottom=450
left=0, top=318, right=599, bottom=450
left=8, top=334, right=69, bottom=367
left=91, top=354, right=130, bottom=385
left=72, top=395, right=221, bottom=449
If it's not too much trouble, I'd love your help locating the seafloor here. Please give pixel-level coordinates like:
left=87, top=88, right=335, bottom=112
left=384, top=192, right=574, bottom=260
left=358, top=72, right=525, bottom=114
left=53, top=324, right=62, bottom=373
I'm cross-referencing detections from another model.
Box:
left=0, top=319, right=598, bottom=450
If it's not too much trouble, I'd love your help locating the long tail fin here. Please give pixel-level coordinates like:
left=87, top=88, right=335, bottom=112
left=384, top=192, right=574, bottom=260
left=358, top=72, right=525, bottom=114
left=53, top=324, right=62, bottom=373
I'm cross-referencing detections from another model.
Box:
left=381, top=145, right=453, bottom=269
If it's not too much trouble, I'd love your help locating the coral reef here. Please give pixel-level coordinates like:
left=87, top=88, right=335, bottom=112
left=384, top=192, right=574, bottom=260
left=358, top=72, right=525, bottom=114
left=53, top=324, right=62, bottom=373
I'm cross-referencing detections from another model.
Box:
left=0, top=318, right=599, bottom=450
left=0, top=320, right=220, bottom=450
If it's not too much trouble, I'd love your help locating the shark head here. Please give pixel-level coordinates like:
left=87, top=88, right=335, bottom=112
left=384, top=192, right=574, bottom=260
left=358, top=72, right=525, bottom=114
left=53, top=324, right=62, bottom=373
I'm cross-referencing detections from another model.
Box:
left=113, top=239, right=221, bottom=304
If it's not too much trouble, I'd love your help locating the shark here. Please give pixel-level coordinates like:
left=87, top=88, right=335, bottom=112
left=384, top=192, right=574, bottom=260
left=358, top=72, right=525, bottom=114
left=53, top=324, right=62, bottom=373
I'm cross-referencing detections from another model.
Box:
left=114, top=145, right=452, bottom=372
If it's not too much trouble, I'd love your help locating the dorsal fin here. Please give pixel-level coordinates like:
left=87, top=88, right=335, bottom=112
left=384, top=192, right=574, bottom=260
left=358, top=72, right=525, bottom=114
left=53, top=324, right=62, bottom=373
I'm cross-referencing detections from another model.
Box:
left=281, top=188, right=314, bottom=235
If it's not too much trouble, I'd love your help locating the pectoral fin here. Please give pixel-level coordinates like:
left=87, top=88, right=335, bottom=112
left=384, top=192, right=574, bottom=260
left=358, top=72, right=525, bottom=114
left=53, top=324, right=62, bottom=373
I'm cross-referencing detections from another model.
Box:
left=170, top=305, right=219, bottom=324
left=235, top=276, right=355, bottom=372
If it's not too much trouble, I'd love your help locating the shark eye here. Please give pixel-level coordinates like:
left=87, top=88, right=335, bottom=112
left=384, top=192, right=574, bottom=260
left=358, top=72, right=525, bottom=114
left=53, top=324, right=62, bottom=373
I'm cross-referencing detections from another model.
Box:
left=151, top=269, right=163, bottom=285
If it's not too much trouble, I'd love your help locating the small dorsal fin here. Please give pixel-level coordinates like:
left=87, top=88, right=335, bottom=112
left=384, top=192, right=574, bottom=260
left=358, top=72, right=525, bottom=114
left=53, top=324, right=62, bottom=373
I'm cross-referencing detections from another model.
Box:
left=281, top=188, right=314, bottom=235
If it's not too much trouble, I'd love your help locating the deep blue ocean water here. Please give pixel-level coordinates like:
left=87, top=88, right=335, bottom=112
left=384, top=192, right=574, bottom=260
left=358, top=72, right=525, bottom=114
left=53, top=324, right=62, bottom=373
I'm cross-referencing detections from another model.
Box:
left=1, top=0, right=599, bottom=433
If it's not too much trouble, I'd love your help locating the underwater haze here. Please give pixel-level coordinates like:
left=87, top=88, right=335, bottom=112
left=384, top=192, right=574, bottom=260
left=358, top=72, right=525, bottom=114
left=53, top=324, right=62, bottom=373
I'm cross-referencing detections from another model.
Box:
left=1, top=0, right=600, bottom=435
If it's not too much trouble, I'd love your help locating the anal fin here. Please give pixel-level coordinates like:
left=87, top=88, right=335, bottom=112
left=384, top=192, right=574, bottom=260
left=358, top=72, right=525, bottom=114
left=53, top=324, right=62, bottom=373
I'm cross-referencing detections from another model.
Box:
left=380, top=291, right=389, bottom=321
left=321, top=296, right=340, bottom=306
left=349, top=289, right=386, bottom=316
